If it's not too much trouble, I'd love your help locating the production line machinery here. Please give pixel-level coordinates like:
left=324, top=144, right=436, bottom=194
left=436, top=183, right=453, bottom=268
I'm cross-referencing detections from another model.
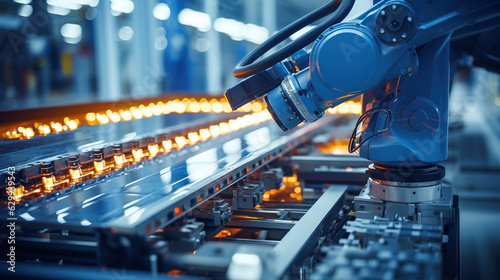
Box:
left=0, top=96, right=457, bottom=280
left=2, top=0, right=500, bottom=279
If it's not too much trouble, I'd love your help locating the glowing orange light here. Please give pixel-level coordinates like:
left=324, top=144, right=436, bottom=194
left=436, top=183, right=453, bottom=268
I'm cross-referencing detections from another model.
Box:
left=222, top=102, right=232, bottom=113
left=251, top=102, right=263, bottom=112
left=350, top=102, right=362, bottom=114
left=287, top=176, right=297, bottom=183
left=338, top=103, right=349, bottom=114
left=219, top=122, right=230, bottom=134
left=176, top=103, right=186, bottom=113
left=162, top=102, right=171, bottom=114
left=162, top=140, right=173, bottom=151
left=120, top=110, right=133, bottom=121
left=96, top=114, right=109, bottom=124
left=154, top=102, right=164, bottom=115
left=94, top=160, right=106, bottom=173
left=70, top=168, right=83, bottom=180
left=236, top=117, right=246, bottom=128
left=175, top=207, right=181, bottom=215
left=13, top=186, right=24, bottom=202
left=25, top=127, right=34, bottom=138
left=188, top=132, right=200, bottom=143
left=131, top=107, right=143, bottom=119
left=51, top=122, right=63, bottom=133
left=40, top=125, right=51, bottom=135
left=294, top=187, right=301, bottom=194
left=148, top=144, right=159, bottom=157
left=242, top=115, right=252, bottom=127
left=228, top=119, right=239, bottom=131
left=132, top=148, right=144, bottom=162
left=209, top=125, right=221, bottom=137
left=241, top=103, right=252, bottom=112
left=199, top=129, right=210, bottom=140
left=175, top=136, right=187, bottom=148
left=66, top=120, right=78, bottom=130
left=200, top=101, right=211, bottom=112
left=42, top=175, right=56, bottom=192
left=109, top=112, right=121, bottom=123
left=189, top=102, right=201, bottom=113
left=86, top=112, right=96, bottom=121
left=140, top=104, right=154, bottom=117
left=250, top=114, right=261, bottom=125
left=212, top=102, right=223, bottom=113
left=327, top=107, right=337, bottom=114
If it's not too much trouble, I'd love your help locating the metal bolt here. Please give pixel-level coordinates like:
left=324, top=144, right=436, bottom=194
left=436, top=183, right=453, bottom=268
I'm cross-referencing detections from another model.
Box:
left=379, top=28, right=385, bottom=34
left=406, top=66, right=413, bottom=73
left=380, top=10, right=386, bottom=16
left=401, top=33, right=407, bottom=38
left=392, top=38, right=397, bottom=42
left=434, top=211, right=440, bottom=216
left=407, top=16, right=413, bottom=22
left=392, top=4, right=397, bottom=10
left=359, top=205, right=365, bottom=211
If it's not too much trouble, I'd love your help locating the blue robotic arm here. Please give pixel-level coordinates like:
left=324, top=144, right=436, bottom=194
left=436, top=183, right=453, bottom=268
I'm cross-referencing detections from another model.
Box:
left=226, top=0, right=500, bottom=180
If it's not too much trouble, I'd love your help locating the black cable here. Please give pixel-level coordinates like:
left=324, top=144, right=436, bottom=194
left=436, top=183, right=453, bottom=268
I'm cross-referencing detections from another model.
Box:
left=233, top=0, right=355, bottom=78
left=348, top=107, right=393, bottom=153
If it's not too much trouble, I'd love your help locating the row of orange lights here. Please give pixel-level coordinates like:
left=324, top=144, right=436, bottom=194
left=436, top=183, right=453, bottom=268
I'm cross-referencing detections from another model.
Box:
left=6, top=118, right=80, bottom=139
left=9, top=110, right=274, bottom=203
left=84, top=98, right=265, bottom=126
left=2, top=97, right=264, bottom=140
left=326, top=100, right=362, bottom=115
left=2, top=97, right=362, bottom=140
left=169, top=110, right=273, bottom=150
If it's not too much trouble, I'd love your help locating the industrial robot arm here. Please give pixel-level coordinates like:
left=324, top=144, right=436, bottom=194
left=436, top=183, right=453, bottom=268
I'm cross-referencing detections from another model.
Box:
left=226, top=0, right=500, bottom=188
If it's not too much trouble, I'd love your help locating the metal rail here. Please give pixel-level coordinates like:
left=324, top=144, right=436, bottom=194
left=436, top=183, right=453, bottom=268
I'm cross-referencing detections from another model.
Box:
left=268, top=186, right=347, bottom=279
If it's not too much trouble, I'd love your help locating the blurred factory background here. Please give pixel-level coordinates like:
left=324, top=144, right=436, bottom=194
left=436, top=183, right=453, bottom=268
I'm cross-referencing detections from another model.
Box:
left=0, top=0, right=369, bottom=110
left=0, top=0, right=500, bottom=279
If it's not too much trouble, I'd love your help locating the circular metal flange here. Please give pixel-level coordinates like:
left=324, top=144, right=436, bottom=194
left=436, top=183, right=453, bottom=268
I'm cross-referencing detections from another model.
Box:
left=376, top=3, right=416, bottom=46
left=281, top=76, right=316, bottom=123
left=369, top=178, right=441, bottom=203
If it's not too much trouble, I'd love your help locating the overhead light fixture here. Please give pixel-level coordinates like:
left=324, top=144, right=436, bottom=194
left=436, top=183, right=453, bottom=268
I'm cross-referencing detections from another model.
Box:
left=153, top=3, right=170, bottom=21
left=178, top=8, right=212, bottom=32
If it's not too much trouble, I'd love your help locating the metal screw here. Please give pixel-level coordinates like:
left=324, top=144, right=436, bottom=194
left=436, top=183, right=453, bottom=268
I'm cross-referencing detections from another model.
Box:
left=359, top=205, right=365, bottom=211
left=392, top=38, right=397, bottom=42
left=407, top=16, right=413, bottom=22
left=401, top=33, right=407, bottom=38
left=380, top=10, right=386, bottom=16
left=434, top=211, right=440, bottom=216
left=379, top=28, right=385, bottom=34
left=392, top=4, right=397, bottom=10
left=406, top=66, right=413, bottom=73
